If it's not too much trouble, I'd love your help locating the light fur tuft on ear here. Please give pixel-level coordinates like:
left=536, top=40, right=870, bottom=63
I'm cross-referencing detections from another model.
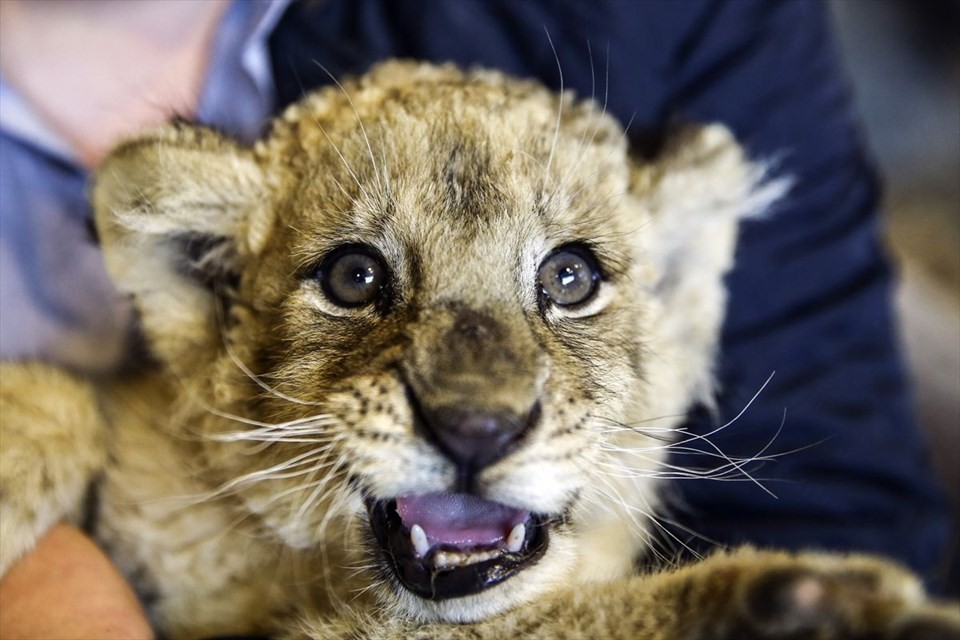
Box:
left=631, top=124, right=789, bottom=412
left=92, top=124, right=269, bottom=369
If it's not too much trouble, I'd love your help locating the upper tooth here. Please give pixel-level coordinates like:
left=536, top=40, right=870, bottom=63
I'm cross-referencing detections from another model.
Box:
left=506, top=522, right=525, bottom=553
left=410, top=524, right=430, bottom=557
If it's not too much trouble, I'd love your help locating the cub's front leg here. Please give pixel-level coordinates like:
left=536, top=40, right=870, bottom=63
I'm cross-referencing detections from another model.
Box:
left=293, top=548, right=959, bottom=639
left=649, top=548, right=960, bottom=640
left=0, top=362, right=107, bottom=576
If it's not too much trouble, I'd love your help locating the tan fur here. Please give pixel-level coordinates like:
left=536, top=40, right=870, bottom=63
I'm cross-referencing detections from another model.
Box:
left=0, top=61, right=955, bottom=639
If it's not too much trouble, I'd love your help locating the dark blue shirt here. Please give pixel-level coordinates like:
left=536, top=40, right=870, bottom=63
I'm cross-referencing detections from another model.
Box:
left=266, top=0, right=952, bottom=587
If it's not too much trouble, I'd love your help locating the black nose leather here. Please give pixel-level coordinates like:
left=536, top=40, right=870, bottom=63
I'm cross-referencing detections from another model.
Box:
left=419, top=404, right=537, bottom=471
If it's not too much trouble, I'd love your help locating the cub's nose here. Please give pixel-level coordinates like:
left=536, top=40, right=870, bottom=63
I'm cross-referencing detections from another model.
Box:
left=418, top=403, right=539, bottom=472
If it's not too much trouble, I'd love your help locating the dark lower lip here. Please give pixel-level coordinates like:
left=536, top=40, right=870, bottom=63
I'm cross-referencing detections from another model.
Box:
left=366, top=499, right=550, bottom=600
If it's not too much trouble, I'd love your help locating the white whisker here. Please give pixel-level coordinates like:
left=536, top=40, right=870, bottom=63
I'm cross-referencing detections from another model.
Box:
left=542, top=27, right=564, bottom=182
left=312, top=62, right=385, bottom=196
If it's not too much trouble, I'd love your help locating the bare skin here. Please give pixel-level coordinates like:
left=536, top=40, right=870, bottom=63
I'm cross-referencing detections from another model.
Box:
left=0, top=1, right=227, bottom=634
left=0, top=0, right=227, bottom=168
left=0, top=524, right=153, bottom=640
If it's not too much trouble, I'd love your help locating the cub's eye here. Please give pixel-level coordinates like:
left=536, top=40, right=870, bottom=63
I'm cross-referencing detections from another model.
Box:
left=317, top=245, right=387, bottom=308
left=537, top=245, right=601, bottom=307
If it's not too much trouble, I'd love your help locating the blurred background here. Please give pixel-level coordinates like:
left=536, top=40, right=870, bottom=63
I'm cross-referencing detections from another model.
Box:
left=829, top=0, right=959, bottom=588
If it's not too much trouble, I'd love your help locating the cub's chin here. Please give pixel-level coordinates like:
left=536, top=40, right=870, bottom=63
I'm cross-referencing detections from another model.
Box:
left=364, top=492, right=577, bottom=620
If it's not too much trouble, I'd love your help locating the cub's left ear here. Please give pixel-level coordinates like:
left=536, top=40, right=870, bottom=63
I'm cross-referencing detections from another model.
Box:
left=631, top=124, right=786, bottom=295
left=630, top=124, right=788, bottom=407
left=92, top=124, right=272, bottom=368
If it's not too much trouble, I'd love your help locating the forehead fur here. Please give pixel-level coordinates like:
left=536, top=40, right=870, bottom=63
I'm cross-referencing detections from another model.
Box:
left=251, top=62, right=637, bottom=301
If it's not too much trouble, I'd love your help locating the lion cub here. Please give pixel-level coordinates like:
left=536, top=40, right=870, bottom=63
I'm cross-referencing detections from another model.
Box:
left=1, top=61, right=956, bottom=639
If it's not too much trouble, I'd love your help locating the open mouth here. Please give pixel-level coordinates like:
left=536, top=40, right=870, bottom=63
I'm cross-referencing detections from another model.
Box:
left=367, top=492, right=549, bottom=599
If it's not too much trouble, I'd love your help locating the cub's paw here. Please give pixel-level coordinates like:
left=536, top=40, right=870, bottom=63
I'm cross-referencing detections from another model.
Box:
left=0, top=363, right=106, bottom=576
left=729, top=552, right=959, bottom=640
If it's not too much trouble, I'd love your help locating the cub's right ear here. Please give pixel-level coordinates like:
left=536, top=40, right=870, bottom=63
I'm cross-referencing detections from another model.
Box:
left=92, top=124, right=272, bottom=369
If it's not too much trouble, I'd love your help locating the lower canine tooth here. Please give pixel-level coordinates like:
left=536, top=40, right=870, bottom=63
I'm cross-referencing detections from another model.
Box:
left=507, top=523, right=526, bottom=553
left=410, top=524, right=430, bottom=557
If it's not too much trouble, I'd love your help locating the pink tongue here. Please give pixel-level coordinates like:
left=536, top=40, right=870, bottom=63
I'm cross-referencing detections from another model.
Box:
left=396, top=492, right=528, bottom=548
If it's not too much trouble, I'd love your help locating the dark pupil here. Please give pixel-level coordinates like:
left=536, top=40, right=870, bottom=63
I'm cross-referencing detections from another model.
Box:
left=557, top=265, right=579, bottom=288
left=351, top=266, right=376, bottom=285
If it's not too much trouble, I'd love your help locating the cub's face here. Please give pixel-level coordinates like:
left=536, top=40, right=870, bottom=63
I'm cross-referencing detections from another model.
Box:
left=94, top=62, right=772, bottom=621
